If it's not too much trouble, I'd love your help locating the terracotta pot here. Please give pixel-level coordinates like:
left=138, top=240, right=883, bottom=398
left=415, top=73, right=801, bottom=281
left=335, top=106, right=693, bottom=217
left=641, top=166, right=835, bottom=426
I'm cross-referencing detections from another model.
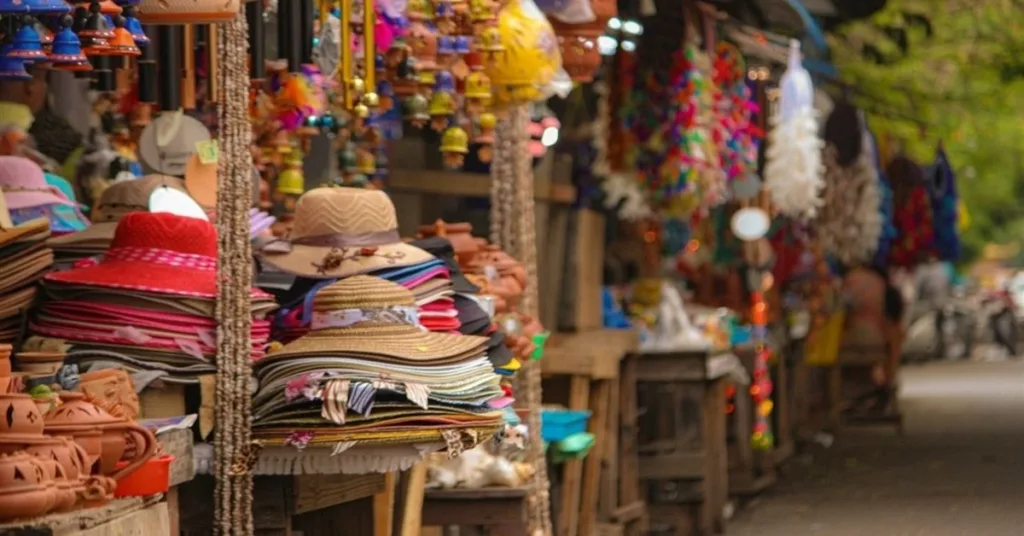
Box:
left=15, top=352, right=65, bottom=374
left=417, top=220, right=481, bottom=265
left=0, top=394, right=46, bottom=437
left=44, top=393, right=157, bottom=482
left=26, top=437, right=81, bottom=481
left=36, top=458, right=76, bottom=512
left=0, top=452, right=55, bottom=521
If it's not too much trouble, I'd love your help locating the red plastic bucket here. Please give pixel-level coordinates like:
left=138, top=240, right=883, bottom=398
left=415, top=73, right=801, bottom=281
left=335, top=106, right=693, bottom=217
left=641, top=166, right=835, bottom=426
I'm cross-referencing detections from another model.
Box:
left=114, top=454, right=175, bottom=497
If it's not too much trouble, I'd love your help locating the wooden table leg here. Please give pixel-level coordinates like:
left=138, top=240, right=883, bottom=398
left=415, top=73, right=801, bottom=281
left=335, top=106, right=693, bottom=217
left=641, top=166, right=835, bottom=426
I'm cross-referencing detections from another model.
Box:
left=374, top=473, right=396, bottom=536
left=559, top=375, right=591, bottom=536
left=579, top=379, right=611, bottom=536
left=618, top=356, right=645, bottom=536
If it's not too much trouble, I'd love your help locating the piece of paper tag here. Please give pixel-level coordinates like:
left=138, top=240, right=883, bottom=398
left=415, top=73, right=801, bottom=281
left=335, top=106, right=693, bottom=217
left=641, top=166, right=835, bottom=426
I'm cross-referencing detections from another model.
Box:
left=195, top=140, right=219, bottom=165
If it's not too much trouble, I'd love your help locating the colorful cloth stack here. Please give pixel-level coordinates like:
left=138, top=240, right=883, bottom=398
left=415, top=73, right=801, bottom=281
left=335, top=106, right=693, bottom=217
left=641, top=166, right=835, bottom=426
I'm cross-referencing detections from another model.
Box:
left=31, top=212, right=276, bottom=383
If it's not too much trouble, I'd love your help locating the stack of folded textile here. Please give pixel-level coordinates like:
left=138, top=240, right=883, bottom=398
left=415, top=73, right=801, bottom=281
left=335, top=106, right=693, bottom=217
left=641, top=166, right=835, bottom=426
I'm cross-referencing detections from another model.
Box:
left=252, top=276, right=506, bottom=454
left=47, top=174, right=187, bottom=269
left=0, top=218, right=52, bottom=343
left=31, top=212, right=277, bottom=383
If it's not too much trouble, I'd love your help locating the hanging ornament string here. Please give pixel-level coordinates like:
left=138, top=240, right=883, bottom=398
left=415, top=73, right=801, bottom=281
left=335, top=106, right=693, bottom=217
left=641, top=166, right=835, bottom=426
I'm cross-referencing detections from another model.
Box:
left=215, top=8, right=256, bottom=536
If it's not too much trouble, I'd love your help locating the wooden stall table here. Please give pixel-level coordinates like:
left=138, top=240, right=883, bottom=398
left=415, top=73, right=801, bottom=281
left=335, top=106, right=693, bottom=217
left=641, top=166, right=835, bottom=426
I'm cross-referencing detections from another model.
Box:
left=541, top=328, right=642, bottom=536
left=628, top=347, right=733, bottom=536
left=0, top=496, right=168, bottom=536
left=154, top=426, right=196, bottom=535
left=420, top=487, right=529, bottom=535
left=830, top=344, right=904, bottom=434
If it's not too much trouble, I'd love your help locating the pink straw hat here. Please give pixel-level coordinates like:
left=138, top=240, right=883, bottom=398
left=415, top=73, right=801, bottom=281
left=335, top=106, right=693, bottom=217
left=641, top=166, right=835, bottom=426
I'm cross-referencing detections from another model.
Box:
left=0, top=156, right=76, bottom=210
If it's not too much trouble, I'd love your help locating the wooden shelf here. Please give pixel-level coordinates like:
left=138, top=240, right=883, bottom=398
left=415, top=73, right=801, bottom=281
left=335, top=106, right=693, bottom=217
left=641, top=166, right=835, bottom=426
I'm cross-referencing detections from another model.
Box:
left=387, top=169, right=577, bottom=204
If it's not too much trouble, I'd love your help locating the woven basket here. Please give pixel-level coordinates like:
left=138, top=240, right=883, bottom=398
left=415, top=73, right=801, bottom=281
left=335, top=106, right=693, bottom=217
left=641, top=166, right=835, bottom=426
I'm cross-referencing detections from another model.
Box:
left=136, top=0, right=241, bottom=24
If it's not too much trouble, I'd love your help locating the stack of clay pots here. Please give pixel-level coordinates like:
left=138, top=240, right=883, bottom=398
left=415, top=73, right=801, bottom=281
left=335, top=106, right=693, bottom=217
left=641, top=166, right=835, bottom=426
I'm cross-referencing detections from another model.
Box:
left=0, top=345, right=10, bottom=394
left=0, top=390, right=156, bottom=522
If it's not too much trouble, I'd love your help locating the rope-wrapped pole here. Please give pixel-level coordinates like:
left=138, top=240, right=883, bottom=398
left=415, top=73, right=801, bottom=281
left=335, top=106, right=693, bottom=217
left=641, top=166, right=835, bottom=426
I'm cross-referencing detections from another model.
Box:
left=492, top=105, right=552, bottom=536
left=214, top=8, right=255, bottom=536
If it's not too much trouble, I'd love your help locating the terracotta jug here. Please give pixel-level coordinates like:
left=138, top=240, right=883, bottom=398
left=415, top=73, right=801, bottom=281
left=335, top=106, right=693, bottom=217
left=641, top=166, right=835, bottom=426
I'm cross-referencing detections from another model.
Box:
left=0, top=452, right=56, bottom=521
left=44, top=393, right=157, bottom=482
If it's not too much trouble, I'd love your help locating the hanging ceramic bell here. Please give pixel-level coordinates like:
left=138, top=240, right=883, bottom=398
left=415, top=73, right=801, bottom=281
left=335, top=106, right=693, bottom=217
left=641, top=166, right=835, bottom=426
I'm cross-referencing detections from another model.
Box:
left=100, top=15, right=141, bottom=56
left=355, top=147, right=376, bottom=175
left=376, top=80, right=395, bottom=111
left=49, top=20, right=92, bottom=70
left=475, top=112, right=496, bottom=162
left=76, top=0, right=121, bottom=14
left=436, top=36, right=456, bottom=69
left=33, top=20, right=55, bottom=50
left=136, top=0, right=238, bottom=23
left=77, top=1, right=114, bottom=55
left=122, top=5, right=149, bottom=47
left=463, top=70, right=492, bottom=115
left=6, top=24, right=49, bottom=61
left=434, top=0, right=456, bottom=34
left=469, top=0, right=496, bottom=25
left=428, top=70, right=457, bottom=129
left=0, top=53, right=30, bottom=81
left=275, top=153, right=305, bottom=195
left=406, top=4, right=438, bottom=72
left=403, top=93, right=429, bottom=128
left=440, top=126, right=469, bottom=168
left=478, top=26, right=504, bottom=56
left=26, top=0, right=74, bottom=14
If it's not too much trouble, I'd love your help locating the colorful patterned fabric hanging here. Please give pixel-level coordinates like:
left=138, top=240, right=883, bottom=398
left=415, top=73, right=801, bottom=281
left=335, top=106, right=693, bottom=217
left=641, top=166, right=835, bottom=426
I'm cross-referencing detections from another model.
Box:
left=926, top=146, right=961, bottom=262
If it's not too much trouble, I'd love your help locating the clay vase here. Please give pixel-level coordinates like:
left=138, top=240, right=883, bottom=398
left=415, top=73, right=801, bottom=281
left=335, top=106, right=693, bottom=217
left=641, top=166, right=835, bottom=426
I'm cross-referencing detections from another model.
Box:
left=417, top=220, right=481, bottom=265
left=0, top=452, right=57, bottom=521
left=78, top=370, right=140, bottom=421
left=57, top=435, right=114, bottom=505
left=44, top=393, right=157, bottom=482
left=14, top=352, right=65, bottom=375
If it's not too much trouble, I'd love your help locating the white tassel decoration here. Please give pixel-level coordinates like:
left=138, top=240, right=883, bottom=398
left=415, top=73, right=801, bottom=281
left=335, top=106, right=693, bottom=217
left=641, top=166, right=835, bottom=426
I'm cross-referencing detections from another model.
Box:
left=816, top=137, right=883, bottom=265
left=764, top=107, right=825, bottom=219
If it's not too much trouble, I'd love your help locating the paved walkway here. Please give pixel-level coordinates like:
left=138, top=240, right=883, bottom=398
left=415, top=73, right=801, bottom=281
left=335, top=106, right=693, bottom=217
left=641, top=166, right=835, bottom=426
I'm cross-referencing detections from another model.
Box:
left=728, top=360, right=1024, bottom=536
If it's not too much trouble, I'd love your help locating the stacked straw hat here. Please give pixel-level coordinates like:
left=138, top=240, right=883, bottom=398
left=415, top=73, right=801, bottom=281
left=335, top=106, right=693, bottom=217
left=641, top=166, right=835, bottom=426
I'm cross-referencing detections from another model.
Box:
left=0, top=218, right=53, bottom=344
left=252, top=275, right=505, bottom=452
left=0, top=156, right=89, bottom=234
left=263, top=187, right=463, bottom=343
left=31, top=212, right=277, bottom=382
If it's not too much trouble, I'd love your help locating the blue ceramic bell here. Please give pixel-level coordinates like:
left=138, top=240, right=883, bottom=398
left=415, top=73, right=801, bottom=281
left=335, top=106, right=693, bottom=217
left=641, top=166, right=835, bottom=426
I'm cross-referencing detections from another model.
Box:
left=434, top=70, right=455, bottom=93
left=122, top=5, right=148, bottom=47
left=0, top=50, right=30, bottom=81
left=453, top=36, right=471, bottom=55
left=6, top=23, right=48, bottom=61
left=49, top=22, right=91, bottom=70
left=437, top=36, right=455, bottom=56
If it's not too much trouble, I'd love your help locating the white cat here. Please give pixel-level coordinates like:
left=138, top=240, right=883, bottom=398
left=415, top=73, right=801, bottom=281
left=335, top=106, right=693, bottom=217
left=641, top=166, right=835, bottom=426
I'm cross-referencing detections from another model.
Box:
left=426, top=424, right=535, bottom=489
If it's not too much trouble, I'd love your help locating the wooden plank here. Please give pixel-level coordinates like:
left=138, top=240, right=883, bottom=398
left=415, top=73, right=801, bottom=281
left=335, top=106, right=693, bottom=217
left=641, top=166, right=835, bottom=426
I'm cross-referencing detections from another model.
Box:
left=75, top=501, right=169, bottom=536
left=167, top=487, right=180, bottom=536
left=387, top=170, right=577, bottom=204
left=579, top=380, right=612, bottom=536
left=294, top=474, right=387, bottom=515
left=617, top=356, right=645, bottom=536
left=399, top=464, right=428, bottom=536
left=156, top=427, right=195, bottom=487
left=599, top=374, right=621, bottom=519
left=253, top=477, right=294, bottom=533
left=638, top=452, right=707, bottom=480
left=634, top=353, right=708, bottom=382
left=422, top=488, right=528, bottom=535
left=559, top=375, right=591, bottom=536
left=0, top=497, right=156, bottom=535
left=542, top=329, right=638, bottom=379
left=569, top=209, right=606, bottom=331
left=703, top=378, right=728, bottom=534
left=540, top=204, right=569, bottom=329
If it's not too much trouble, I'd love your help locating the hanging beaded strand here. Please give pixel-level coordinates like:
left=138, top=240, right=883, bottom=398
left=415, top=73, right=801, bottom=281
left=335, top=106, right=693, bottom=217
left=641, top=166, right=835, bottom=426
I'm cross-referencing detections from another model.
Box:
left=215, top=7, right=256, bottom=536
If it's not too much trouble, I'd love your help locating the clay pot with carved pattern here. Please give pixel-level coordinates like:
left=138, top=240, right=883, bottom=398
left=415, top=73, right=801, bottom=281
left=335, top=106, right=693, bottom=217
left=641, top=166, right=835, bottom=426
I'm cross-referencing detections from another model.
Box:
left=0, top=452, right=57, bottom=521
left=44, top=393, right=156, bottom=482
left=0, top=394, right=46, bottom=453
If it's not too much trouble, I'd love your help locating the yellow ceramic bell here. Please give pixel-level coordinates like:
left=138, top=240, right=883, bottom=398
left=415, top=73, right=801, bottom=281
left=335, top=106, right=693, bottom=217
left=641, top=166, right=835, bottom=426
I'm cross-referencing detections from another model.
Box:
left=428, top=91, right=456, bottom=131
left=440, top=126, right=470, bottom=168
left=355, top=148, right=376, bottom=174
left=483, top=0, right=561, bottom=108
left=474, top=112, right=497, bottom=162
left=469, top=0, right=495, bottom=23
left=276, top=154, right=305, bottom=195
left=464, top=71, right=492, bottom=114
left=478, top=27, right=504, bottom=53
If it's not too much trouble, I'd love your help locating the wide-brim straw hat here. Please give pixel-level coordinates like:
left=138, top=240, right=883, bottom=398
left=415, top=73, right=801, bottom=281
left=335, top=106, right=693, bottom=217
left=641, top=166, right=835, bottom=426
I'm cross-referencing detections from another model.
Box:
left=48, top=174, right=187, bottom=249
left=261, top=275, right=486, bottom=364
left=137, top=110, right=211, bottom=177
left=259, top=187, right=433, bottom=279
left=0, top=156, right=76, bottom=210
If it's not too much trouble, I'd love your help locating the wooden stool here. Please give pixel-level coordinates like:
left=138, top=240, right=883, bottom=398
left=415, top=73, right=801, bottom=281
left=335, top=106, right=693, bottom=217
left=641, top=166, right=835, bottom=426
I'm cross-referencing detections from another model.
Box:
left=421, top=487, right=529, bottom=535
left=630, top=349, right=729, bottom=536
left=830, top=344, right=904, bottom=434
left=541, top=329, right=640, bottom=536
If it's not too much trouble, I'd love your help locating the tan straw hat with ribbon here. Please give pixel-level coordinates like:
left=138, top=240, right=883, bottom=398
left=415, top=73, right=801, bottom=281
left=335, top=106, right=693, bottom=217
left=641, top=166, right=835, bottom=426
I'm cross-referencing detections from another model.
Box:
left=48, top=174, right=187, bottom=248
left=137, top=110, right=211, bottom=177
left=260, top=187, right=433, bottom=278
left=262, top=275, right=486, bottom=363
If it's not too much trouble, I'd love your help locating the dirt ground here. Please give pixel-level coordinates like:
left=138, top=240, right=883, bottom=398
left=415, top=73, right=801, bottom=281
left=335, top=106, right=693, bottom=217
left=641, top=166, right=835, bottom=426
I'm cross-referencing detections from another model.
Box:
left=728, top=359, right=1024, bottom=536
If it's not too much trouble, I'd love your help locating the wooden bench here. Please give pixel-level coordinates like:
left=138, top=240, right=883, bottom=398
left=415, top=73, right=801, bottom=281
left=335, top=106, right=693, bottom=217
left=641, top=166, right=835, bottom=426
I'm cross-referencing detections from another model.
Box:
left=630, top=349, right=729, bottom=536
left=832, top=344, right=904, bottom=434
left=541, top=329, right=642, bottom=536
left=0, top=496, right=167, bottom=536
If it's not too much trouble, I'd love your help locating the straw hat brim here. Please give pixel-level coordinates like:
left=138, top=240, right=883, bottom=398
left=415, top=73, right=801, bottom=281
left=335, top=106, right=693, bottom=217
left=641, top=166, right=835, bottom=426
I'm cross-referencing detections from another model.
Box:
left=262, top=325, right=488, bottom=363
left=260, top=241, right=435, bottom=279
left=47, top=221, right=116, bottom=248
left=0, top=218, right=49, bottom=248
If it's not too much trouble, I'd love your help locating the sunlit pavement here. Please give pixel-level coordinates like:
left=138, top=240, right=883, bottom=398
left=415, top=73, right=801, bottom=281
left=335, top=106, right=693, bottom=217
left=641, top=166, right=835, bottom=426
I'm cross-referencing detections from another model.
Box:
left=728, top=360, right=1024, bottom=536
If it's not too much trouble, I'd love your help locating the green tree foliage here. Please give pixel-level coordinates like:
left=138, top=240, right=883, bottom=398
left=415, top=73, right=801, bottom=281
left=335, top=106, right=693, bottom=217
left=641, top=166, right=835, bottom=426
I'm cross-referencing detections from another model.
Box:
left=828, top=0, right=1024, bottom=262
